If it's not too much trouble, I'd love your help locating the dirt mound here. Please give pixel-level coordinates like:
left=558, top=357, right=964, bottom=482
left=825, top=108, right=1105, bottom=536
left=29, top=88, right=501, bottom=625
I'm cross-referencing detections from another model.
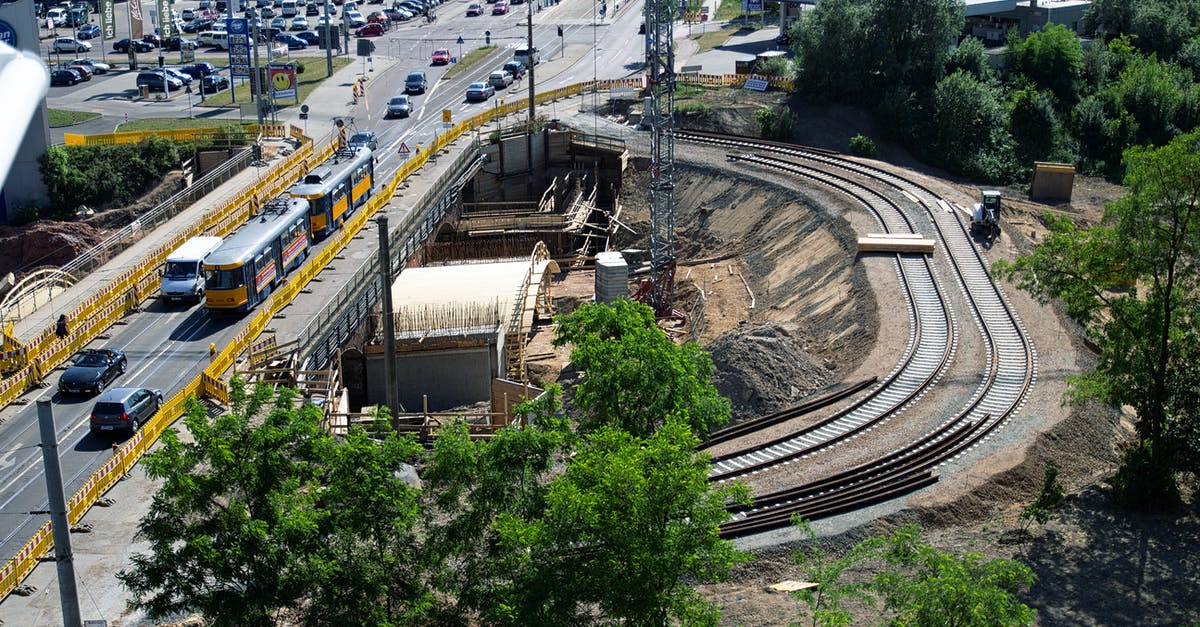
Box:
left=0, top=220, right=102, bottom=275
left=707, top=322, right=832, bottom=420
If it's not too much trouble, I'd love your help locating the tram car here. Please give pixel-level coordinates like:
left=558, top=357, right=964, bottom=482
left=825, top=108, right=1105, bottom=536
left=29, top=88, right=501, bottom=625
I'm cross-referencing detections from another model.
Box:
left=291, top=146, right=375, bottom=239
left=203, top=197, right=312, bottom=312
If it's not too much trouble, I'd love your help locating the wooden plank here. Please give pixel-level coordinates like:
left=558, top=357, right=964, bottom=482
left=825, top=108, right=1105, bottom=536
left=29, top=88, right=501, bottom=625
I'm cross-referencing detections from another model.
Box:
left=856, top=237, right=936, bottom=254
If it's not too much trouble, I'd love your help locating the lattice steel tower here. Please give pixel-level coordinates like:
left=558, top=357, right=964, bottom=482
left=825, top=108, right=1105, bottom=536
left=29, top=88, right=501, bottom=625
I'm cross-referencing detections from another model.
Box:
left=642, top=0, right=677, bottom=317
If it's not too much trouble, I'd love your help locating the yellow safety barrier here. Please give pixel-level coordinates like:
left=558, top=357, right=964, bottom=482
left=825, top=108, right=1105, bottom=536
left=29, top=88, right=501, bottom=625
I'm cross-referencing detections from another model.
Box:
left=62, top=124, right=265, bottom=146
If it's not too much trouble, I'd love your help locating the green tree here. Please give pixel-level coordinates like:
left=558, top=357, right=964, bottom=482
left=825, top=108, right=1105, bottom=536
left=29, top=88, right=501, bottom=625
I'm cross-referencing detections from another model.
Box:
left=1006, top=24, right=1083, bottom=108
left=919, top=70, right=1016, bottom=181
left=1109, top=55, right=1190, bottom=146
left=790, top=519, right=876, bottom=627
left=994, top=130, right=1200, bottom=509
left=119, top=383, right=433, bottom=625
left=1019, top=461, right=1066, bottom=536
left=792, top=0, right=874, bottom=102
left=421, top=392, right=576, bottom=624
left=946, top=36, right=991, bottom=82
left=119, top=384, right=329, bottom=625
left=1009, top=85, right=1064, bottom=166
left=872, top=525, right=1037, bottom=626
left=869, top=0, right=963, bottom=90
left=503, top=418, right=751, bottom=626
left=553, top=299, right=731, bottom=437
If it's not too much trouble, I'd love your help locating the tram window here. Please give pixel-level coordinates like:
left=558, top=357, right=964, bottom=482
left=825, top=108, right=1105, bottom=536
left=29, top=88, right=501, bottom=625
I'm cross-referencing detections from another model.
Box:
left=204, top=267, right=239, bottom=290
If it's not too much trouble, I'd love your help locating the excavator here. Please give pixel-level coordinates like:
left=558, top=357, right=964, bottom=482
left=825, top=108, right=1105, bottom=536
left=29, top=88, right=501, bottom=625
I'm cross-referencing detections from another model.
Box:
left=971, top=190, right=1001, bottom=240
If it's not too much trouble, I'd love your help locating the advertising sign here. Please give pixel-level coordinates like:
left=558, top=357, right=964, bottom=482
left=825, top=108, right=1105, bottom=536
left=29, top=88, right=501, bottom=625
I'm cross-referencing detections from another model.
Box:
left=269, top=65, right=296, bottom=99
left=226, top=17, right=251, bottom=79
left=157, top=0, right=174, bottom=38
left=129, top=0, right=144, bottom=40
left=0, top=20, right=15, bottom=48
left=100, top=0, right=115, bottom=40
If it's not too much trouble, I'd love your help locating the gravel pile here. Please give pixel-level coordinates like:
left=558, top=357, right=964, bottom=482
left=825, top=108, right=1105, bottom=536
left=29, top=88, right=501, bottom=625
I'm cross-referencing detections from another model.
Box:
left=707, top=322, right=832, bottom=421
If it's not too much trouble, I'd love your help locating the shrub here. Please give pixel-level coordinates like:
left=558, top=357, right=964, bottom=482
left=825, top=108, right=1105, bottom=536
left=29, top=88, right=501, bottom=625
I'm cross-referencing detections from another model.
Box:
left=676, top=101, right=710, bottom=116
left=39, top=137, right=182, bottom=214
left=848, top=134, right=877, bottom=157
left=755, top=106, right=795, bottom=140
left=755, top=55, right=789, bottom=77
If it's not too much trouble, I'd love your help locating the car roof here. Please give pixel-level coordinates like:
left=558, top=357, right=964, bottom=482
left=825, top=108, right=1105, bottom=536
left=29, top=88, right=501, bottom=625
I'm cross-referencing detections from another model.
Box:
left=96, top=387, right=144, bottom=403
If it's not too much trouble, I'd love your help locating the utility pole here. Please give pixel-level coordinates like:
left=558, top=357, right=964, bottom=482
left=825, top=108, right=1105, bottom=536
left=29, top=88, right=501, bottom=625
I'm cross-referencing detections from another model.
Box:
left=525, top=0, right=535, bottom=185
left=324, top=0, right=333, bottom=76
left=376, top=216, right=399, bottom=429
left=36, top=400, right=81, bottom=627
left=252, top=18, right=263, bottom=124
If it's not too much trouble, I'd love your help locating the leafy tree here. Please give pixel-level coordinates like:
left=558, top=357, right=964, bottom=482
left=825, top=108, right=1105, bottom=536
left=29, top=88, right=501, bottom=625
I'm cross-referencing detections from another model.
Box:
left=553, top=299, right=731, bottom=437
left=1109, top=55, right=1190, bottom=146
left=1006, top=24, right=1083, bottom=108
left=1009, top=85, right=1065, bottom=167
left=872, top=525, right=1037, bottom=626
left=1019, top=461, right=1066, bottom=535
left=421, top=391, right=576, bottom=624
left=869, top=0, right=964, bottom=90
left=119, top=384, right=329, bottom=625
left=1129, top=3, right=1192, bottom=60
left=918, top=70, right=1016, bottom=181
left=994, top=130, right=1200, bottom=510
left=790, top=519, right=876, bottom=627
left=792, top=0, right=874, bottom=102
left=946, top=36, right=991, bottom=82
left=119, top=382, right=433, bottom=625
left=501, top=418, right=751, bottom=626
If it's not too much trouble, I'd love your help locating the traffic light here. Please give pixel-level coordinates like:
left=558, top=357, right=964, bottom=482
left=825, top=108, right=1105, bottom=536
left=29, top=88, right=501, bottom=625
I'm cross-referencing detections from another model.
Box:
left=485, top=29, right=491, bottom=44
left=557, top=25, right=562, bottom=36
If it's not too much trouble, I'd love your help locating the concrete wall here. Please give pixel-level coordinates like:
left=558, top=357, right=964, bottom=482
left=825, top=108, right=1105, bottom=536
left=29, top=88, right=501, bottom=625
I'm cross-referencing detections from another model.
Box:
left=0, top=0, right=52, bottom=220
left=365, top=344, right=499, bottom=412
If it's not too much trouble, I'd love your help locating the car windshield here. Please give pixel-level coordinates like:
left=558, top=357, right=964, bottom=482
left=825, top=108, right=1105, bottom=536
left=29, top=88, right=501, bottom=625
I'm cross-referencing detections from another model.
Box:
left=92, top=402, right=126, bottom=417
left=389, top=97, right=407, bottom=104
left=350, top=132, right=372, bottom=142
left=75, top=353, right=109, bottom=367
left=164, top=260, right=198, bottom=279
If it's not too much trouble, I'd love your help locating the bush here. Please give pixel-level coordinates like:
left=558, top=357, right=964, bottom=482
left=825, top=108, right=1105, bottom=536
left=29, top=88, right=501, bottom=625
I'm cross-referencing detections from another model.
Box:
left=754, top=55, right=789, bottom=77
left=848, top=133, right=876, bottom=157
left=755, top=106, right=795, bottom=141
left=39, top=137, right=181, bottom=214
left=295, top=60, right=305, bottom=74
left=1110, top=441, right=1180, bottom=512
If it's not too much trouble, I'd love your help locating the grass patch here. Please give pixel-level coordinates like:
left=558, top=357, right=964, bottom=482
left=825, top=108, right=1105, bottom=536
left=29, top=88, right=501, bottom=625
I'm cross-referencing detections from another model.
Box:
left=689, top=25, right=743, bottom=54
left=713, top=0, right=760, bottom=21
left=115, top=117, right=246, bottom=132
left=198, top=56, right=353, bottom=108
left=47, top=109, right=101, bottom=128
left=675, top=101, right=710, bottom=116
left=443, top=45, right=497, bottom=81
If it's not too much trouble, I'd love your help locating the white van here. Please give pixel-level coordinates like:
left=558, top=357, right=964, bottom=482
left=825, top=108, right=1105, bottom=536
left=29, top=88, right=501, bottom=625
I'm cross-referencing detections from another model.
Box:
left=211, top=31, right=230, bottom=49
left=161, top=236, right=223, bottom=303
left=514, top=45, right=539, bottom=67
left=198, top=30, right=217, bottom=46
left=281, top=0, right=298, bottom=17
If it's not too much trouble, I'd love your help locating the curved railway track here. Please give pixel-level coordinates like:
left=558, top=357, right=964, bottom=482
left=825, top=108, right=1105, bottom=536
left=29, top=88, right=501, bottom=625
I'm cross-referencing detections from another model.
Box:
left=675, top=131, right=1039, bottom=537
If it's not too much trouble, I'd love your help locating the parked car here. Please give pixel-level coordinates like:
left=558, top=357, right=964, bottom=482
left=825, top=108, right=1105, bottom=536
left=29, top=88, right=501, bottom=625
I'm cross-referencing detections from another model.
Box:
left=89, top=387, right=162, bottom=435
left=177, top=63, right=214, bottom=80
left=355, top=22, right=383, bottom=36
left=431, top=47, right=449, bottom=64
left=114, top=38, right=154, bottom=53
left=347, top=130, right=378, bottom=150
left=261, top=5, right=276, bottom=17
left=136, top=70, right=183, bottom=91
left=182, top=8, right=196, bottom=19
left=71, top=57, right=111, bottom=74
left=295, top=30, right=320, bottom=44
left=63, top=61, right=93, bottom=80
left=271, top=16, right=287, bottom=29
left=201, top=73, right=231, bottom=94
left=77, top=24, right=101, bottom=39
left=385, top=93, right=411, bottom=118
left=491, top=0, right=507, bottom=14
left=59, top=348, right=127, bottom=395
left=273, top=32, right=307, bottom=48
left=52, top=37, right=91, bottom=53
left=50, top=68, right=82, bottom=86
left=366, top=10, right=389, bottom=26
left=162, top=67, right=194, bottom=85
left=345, top=10, right=366, bottom=26
left=142, top=33, right=161, bottom=47
left=502, top=59, right=524, bottom=80
left=163, top=36, right=199, bottom=51
left=404, top=69, right=426, bottom=93
left=465, top=81, right=494, bottom=101
left=465, top=2, right=481, bottom=15
left=291, top=15, right=309, bottom=28
left=383, top=7, right=410, bottom=20
left=488, top=70, right=513, bottom=89
left=183, top=17, right=215, bottom=32
left=306, top=2, right=319, bottom=14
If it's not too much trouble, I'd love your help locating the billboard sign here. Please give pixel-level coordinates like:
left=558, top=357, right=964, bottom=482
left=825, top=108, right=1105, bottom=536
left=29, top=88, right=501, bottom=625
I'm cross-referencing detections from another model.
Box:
left=269, top=65, right=296, bottom=99
left=226, top=17, right=251, bottom=78
left=100, top=0, right=115, bottom=40
left=129, top=0, right=144, bottom=40
left=157, top=0, right=174, bottom=38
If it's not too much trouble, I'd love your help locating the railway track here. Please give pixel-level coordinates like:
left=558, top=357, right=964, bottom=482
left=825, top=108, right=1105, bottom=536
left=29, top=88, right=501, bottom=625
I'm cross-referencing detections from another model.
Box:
left=676, top=131, right=1038, bottom=537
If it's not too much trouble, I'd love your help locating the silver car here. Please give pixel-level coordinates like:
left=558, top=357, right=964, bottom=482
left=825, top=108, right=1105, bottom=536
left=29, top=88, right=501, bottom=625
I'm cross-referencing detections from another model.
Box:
left=89, top=387, right=163, bottom=435
left=386, top=94, right=411, bottom=118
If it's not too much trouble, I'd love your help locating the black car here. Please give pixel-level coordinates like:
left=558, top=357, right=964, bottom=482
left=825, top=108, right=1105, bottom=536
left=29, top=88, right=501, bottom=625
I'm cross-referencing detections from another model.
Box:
left=180, top=61, right=217, bottom=79
left=295, top=30, right=319, bottom=44
left=137, top=70, right=183, bottom=91
left=50, top=68, right=82, bottom=86
left=114, top=38, right=155, bottom=53
left=183, top=17, right=215, bottom=32
left=306, top=2, right=319, bottom=14
left=89, top=387, right=162, bottom=435
left=502, top=59, right=525, bottom=80
left=59, top=348, right=128, bottom=395
left=163, top=36, right=199, bottom=51
left=201, top=73, right=231, bottom=94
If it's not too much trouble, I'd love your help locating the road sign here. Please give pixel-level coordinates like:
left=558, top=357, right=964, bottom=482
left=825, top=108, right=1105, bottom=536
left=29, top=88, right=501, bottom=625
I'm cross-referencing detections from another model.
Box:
left=442, top=109, right=452, bottom=124
left=398, top=141, right=410, bottom=155
left=743, top=77, right=769, bottom=91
